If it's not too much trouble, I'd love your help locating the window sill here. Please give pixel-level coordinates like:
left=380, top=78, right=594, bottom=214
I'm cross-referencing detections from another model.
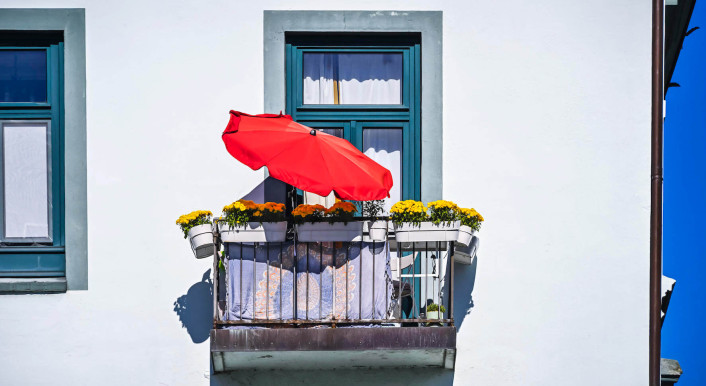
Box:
left=0, top=277, right=67, bottom=294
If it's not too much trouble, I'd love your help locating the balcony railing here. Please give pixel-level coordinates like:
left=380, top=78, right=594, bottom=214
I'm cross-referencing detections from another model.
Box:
left=209, top=220, right=458, bottom=371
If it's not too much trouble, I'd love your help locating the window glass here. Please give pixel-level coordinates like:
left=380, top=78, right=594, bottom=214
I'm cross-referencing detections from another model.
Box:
left=303, top=53, right=402, bottom=105
left=316, top=128, right=344, bottom=137
left=0, top=50, right=47, bottom=103
left=3, top=122, right=51, bottom=240
left=363, top=128, right=402, bottom=212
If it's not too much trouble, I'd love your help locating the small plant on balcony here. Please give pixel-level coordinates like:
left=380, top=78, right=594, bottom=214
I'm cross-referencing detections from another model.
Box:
left=176, top=210, right=213, bottom=238
left=427, top=200, right=460, bottom=226
left=292, top=204, right=326, bottom=224
left=359, top=199, right=385, bottom=219
left=390, top=200, right=427, bottom=225
left=426, top=303, right=446, bottom=313
left=358, top=200, right=388, bottom=241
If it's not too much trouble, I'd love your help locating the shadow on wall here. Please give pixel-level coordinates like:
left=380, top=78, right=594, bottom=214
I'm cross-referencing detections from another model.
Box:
left=453, top=252, right=478, bottom=332
left=174, top=269, right=213, bottom=344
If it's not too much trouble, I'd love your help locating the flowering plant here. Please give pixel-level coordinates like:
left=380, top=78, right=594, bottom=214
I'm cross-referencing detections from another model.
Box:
left=254, top=202, right=286, bottom=222
left=427, top=200, right=460, bottom=225
left=324, top=201, right=357, bottom=223
left=459, top=208, right=484, bottom=231
left=176, top=210, right=212, bottom=238
left=222, top=201, right=249, bottom=228
left=390, top=200, right=427, bottom=225
left=222, top=200, right=286, bottom=228
left=292, top=204, right=326, bottom=224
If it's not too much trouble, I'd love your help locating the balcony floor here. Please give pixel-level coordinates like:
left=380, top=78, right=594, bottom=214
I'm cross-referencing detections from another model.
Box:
left=211, top=326, right=456, bottom=371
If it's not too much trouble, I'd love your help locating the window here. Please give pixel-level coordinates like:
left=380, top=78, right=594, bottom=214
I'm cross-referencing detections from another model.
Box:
left=0, top=36, right=65, bottom=278
left=286, top=34, right=421, bottom=210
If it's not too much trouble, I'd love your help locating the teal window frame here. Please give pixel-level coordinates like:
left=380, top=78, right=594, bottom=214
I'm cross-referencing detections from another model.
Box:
left=0, top=41, right=65, bottom=278
left=285, top=36, right=422, bottom=201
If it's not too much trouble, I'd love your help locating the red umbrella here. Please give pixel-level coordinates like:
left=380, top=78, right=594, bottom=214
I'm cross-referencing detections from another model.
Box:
left=222, top=111, right=393, bottom=201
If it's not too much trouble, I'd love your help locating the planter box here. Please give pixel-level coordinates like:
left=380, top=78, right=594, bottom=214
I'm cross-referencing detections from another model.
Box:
left=393, top=221, right=460, bottom=243
left=454, top=234, right=480, bottom=265
left=188, top=223, right=215, bottom=259
left=296, top=221, right=364, bottom=242
left=456, top=225, right=477, bottom=246
left=363, top=220, right=388, bottom=242
left=218, top=221, right=287, bottom=243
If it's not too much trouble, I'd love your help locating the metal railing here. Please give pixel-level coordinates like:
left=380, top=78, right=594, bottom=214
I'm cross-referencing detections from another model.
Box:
left=211, top=227, right=455, bottom=328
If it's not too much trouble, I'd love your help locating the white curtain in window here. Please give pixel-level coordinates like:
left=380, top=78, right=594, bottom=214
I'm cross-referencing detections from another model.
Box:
left=363, top=128, right=402, bottom=213
left=303, top=53, right=402, bottom=105
left=3, top=122, right=50, bottom=239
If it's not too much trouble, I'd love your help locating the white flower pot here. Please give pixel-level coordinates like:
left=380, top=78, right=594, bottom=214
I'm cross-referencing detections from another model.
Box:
left=363, top=220, right=388, bottom=242
left=454, top=234, right=480, bottom=265
left=187, top=223, right=215, bottom=259
left=456, top=225, right=477, bottom=246
left=218, top=221, right=287, bottom=243
left=426, top=311, right=441, bottom=320
left=393, top=221, right=460, bottom=243
left=296, top=221, right=364, bottom=242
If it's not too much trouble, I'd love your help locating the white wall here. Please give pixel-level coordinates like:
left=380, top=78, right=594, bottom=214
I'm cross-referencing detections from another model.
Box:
left=0, top=1, right=651, bottom=385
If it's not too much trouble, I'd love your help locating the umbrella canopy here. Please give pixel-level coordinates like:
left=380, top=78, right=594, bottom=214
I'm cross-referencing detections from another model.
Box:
left=222, top=111, right=393, bottom=201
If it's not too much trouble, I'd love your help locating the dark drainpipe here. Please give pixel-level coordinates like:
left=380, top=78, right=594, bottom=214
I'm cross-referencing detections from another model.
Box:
left=650, top=0, right=664, bottom=384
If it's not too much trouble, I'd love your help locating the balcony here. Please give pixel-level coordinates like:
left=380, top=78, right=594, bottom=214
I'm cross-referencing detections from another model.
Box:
left=209, top=224, right=464, bottom=372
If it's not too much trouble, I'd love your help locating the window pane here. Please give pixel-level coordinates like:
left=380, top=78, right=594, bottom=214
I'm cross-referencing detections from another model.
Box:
left=363, top=128, right=402, bottom=212
left=316, top=128, right=343, bottom=138
left=303, top=53, right=402, bottom=105
left=3, top=122, right=51, bottom=240
left=0, top=50, right=47, bottom=103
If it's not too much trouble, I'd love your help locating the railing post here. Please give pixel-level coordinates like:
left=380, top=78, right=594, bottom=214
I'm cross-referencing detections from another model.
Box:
left=212, top=221, right=220, bottom=328
left=449, top=241, right=455, bottom=326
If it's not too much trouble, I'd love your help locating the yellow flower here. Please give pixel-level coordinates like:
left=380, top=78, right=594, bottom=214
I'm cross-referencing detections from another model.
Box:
left=176, top=210, right=212, bottom=225
left=223, top=201, right=247, bottom=213
left=391, top=200, right=426, bottom=214
left=427, top=200, right=459, bottom=211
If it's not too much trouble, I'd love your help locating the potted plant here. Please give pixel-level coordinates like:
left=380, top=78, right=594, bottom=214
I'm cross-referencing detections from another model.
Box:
left=360, top=199, right=388, bottom=242
left=392, top=200, right=460, bottom=242
left=457, top=207, right=484, bottom=246
left=176, top=210, right=214, bottom=259
left=425, top=303, right=446, bottom=321
left=218, top=200, right=287, bottom=242
left=295, top=202, right=364, bottom=242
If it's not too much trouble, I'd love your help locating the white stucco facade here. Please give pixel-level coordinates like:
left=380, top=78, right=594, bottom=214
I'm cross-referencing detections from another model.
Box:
left=0, top=1, right=651, bottom=385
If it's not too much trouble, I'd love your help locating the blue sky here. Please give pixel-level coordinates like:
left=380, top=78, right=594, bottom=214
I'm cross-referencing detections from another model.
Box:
left=662, top=1, right=706, bottom=384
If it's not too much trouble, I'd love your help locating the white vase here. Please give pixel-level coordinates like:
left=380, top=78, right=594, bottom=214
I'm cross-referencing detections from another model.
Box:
left=218, top=221, right=287, bottom=243
left=363, top=220, right=388, bottom=242
left=187, top=223, right=215, bottom=259
left=456, top=225, right=476, bottom=246
left=426, top=310, right=440, bottom=320
left=393, top=221, right=460, bottom=242
left=296, top=221, right=364, bottom=242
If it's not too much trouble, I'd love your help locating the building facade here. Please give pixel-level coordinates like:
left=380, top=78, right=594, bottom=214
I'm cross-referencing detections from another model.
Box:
left=0, top=2, right=657, bottom=385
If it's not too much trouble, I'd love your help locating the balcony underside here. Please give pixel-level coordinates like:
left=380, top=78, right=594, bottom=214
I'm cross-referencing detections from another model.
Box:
left=211, top=326, right=456, bottom=371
